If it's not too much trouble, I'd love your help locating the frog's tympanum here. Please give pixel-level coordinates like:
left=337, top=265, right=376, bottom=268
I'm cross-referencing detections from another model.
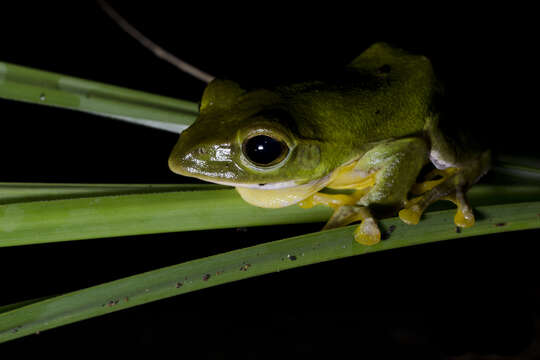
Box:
left=169, top=43, right=490, bottom=245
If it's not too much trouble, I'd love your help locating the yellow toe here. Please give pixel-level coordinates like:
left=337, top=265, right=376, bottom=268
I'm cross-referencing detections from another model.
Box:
left=354, top=218, right=381, bottom=245
left=455, top=208, right=475, bottom=228
left=399, top=206, right=422, bottom=225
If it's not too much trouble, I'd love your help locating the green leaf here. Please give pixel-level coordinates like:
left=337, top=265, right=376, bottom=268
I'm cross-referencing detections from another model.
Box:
left=0, top=182, right=225, bottom=204
left=1, top=184, right=539, bottom=248
left=0, top=62, right=198, bottom=133
left=0, top=185, right=331, bottom=247
left=1, top=201, right=539, bottom=343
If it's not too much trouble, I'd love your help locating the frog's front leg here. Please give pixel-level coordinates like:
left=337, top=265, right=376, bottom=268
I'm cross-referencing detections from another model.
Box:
left=303, top=138, right=429, bottom=245
left=299, top=189, right=379, bottom=245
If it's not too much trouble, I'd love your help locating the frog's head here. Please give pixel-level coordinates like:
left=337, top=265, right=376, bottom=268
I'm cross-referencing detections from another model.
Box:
left=168, top=79, right=326, bottom=189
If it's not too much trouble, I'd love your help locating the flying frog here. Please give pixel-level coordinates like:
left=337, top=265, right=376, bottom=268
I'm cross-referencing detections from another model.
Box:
left=168, top=42, right=491, bottom=245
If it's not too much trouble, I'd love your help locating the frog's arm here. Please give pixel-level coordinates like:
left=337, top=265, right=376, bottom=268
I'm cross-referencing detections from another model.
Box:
left=303, top=137, right=430, bottom=245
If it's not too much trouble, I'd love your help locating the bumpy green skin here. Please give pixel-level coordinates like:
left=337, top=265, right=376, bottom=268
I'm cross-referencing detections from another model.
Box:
left=169, top=43, right=487, bottom=214
left=170, top=43, right=436, bottom=184
left=354, top=138, right=428, bottom=209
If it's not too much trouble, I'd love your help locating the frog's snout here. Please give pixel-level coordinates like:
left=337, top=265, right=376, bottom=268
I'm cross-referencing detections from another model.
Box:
left=168, top=130, right=235, bottom=181
left=168, top=141, right=189, bottom=177
left=168, top=131, right=198, bottom=177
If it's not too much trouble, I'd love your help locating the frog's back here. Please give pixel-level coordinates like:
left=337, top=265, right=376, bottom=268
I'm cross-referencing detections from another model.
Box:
left=346, top=43, right=439, bottom=141
left=279, top=43, right=440, bottom=148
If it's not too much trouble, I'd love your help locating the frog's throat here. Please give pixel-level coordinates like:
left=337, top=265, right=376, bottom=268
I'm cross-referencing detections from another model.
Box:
left=235, top=173, right=334, bottom=208
left=234, top=158, right=369, bottom=209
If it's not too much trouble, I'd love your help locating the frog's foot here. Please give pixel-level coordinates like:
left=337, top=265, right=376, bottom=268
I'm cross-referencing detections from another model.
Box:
left=399, top=168, right=475, bottom=228
left=443, top=189, right=475, bottom=227
left=323, top=205, right=381, bottom=245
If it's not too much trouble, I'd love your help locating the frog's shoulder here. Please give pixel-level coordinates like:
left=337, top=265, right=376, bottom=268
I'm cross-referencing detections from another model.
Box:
left=347, top=42, right=433, bottom=76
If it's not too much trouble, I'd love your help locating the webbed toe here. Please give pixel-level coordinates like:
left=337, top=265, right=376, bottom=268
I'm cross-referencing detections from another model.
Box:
left=399, top=166, right=477, bottom=228
left=323, top=205, right=381, bottom=245
left=443, top=189, right=475, bottom=228
left=354, top=217, right=381, bottom=245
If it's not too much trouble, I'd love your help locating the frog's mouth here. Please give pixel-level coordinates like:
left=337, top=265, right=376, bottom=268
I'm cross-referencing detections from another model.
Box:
left=205, top=178, right=301, bottom=190
left=169, top=156, right=304, bottom=190
left=168, top=146, right=309, bottom=190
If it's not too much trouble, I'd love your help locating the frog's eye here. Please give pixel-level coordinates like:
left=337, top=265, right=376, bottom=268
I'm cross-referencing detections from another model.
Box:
left=242, top=135, right=289, bottom=167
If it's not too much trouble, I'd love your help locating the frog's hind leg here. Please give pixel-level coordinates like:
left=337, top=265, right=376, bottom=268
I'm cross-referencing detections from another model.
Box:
left=403, top=113, right=492, bottom=227
left=399, top=150, right=491, bottom=228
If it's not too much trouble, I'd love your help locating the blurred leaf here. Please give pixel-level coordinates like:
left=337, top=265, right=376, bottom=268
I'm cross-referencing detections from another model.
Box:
left=0, top=61, right=198, bottom=133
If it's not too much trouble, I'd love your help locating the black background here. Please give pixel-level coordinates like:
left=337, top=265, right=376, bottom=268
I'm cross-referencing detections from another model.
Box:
left=1, top=2, right=539, bottom=358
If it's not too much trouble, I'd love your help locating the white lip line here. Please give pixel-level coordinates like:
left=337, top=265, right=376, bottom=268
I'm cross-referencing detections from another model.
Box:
left=204, top=172, right=334, bottom=190
left=205, top=178, right=301, bottom=189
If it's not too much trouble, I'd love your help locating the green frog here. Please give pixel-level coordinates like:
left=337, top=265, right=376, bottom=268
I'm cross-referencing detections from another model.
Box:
left=168, top=42, right=490, bottom=245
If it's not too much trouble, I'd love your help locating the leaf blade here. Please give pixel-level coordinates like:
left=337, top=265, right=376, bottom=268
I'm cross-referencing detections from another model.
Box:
left=1, top=184, right=540, bottom=247
left=0, top=62, right=198, bottom=133
left=0, top=182, right=225, bottom=204
left=1, top=201, right=539, bottom=343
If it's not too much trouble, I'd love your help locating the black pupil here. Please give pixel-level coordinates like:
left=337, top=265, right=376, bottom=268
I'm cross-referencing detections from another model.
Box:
left=244, top=135, right=285, bottom=165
